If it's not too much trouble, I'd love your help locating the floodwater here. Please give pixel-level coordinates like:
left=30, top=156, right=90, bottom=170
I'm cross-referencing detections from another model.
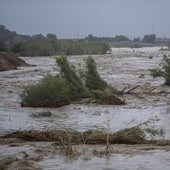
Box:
left=0, top=47, right=170, bottom=169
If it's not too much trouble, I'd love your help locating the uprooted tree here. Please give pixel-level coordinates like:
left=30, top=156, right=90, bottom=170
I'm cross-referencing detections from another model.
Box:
left=21, top=56, right=124, bottom=107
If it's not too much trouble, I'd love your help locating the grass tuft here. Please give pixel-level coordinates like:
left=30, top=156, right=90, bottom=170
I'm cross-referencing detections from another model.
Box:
left=31, top=111, right=52, bottom=117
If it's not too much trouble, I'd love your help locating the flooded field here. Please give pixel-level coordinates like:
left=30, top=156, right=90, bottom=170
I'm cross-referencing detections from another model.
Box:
left=0, top=47, right=170, bottom=169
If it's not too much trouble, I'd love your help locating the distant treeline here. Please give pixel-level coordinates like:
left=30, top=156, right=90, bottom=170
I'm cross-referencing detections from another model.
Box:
left=0, top=25, right=109, bottom=56
left=0, top=25, right=170, bottom=56
left=13, top=39, right=109, bottom=56
left=85, top=34, right=159, bottom=44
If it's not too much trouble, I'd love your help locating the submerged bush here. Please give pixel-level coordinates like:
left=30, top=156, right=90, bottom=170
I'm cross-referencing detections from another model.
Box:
left=85, top=56, right=109, bottom=91
left=21, top=55, right=122, bottom=107
left=21, top=75, right=70, bottom=107
left=162, top=55, right=170, bottom=85
left=150, top=55, right=170, bottom=85
left=90, top=88, right=123, bottom=105
left=22, top=56, right=89, bottom=107
left=150, top=68, right=164, bottom=77
left=85, top=56, right=120, bottom=104
left=56, top=55, right=89, bottom=99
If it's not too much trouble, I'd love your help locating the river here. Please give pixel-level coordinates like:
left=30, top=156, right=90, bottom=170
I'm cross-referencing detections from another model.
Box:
left=0, top=47, right=170, bottom=169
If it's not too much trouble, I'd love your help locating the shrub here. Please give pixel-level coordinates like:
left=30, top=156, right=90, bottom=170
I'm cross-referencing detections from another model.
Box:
left=56, top=55, right=89, bottom=99
left=20, top=39, right=55, bottom=56
left=150, top=55, right=170, bottom=85
left=21, top=75, right=70, bottom=107
left=90, top=88, right=123, bottom=105
left=85, top=56, right=109, bottom=91
left=22, top=56, right=89, bottom=107
left=162, top=55, right=170, bottom=85
left=150, top=68, right=164, bottom=77
left=84, top=56, right=121, bottom=104
left=21, top=56, right=122, bottom=107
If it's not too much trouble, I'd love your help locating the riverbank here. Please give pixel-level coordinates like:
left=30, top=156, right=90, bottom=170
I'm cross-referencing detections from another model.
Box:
left=0, top=52, right=28, bottom=71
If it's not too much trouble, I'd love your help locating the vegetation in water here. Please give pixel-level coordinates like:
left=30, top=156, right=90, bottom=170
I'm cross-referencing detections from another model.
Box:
left=150, top=54, right=170, bottom=85
left=85, top=56, right=109, bottom=91
left=21, top=74, right=70, bottom=107
left=1, top=126, right=165, bottom=145
left=56, top=55, right=89, bottom=99
left=21, top=56, right=123, bottom=107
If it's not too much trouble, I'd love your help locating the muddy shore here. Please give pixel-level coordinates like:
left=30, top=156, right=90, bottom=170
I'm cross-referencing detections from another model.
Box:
left=0, top=52, right=28, bottom=71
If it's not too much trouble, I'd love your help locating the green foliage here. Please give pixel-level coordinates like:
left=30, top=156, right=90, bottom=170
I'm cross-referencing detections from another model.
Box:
left=21, top=56, right=121, bottom=107
left=0, top=25, right=110, bottom=56
left=31, top=34, right=45, bottom=40
left=20, top=39, right=55, bottom=56
left=114, top=35, right=129, bottom=41
left=85, top=56, right=108, bottom=91
left=90, top=88, right=119, bottom=104
left=145, top=128, right=160, bottom=139
left=56, top=55, right=89, bottom=99
left=21, top=74, right=70, bottom=107
left=57, top=40, right=110, bottom=55
left=85, top=34, right=129, bottom=42
left=109, top=41, right=155, bottom=48
left=46, top=33, right=57, bottom=40
left=84, top=56, right=120, bottom=104
left=113, top=126, right=146, bottom=143
left=150, top=68, right=164, bottom=77
left=16, top=39, right=109, bottom=56
left=162, top=55, right=170, bottom=85
left=142, top=34, right=156, bottom=43
left=150, top=55, right=170, bottom=85
left=22, top=56, right=90, bottom=107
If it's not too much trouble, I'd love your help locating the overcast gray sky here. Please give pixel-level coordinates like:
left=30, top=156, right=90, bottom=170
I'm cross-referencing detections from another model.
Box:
left=0, top=0, right=170, bottom=39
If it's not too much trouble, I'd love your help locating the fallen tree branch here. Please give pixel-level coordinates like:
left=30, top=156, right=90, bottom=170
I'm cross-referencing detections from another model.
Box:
left=120, top=87, right=127, bottom=94
left=125, top=85, right=140, bottom=94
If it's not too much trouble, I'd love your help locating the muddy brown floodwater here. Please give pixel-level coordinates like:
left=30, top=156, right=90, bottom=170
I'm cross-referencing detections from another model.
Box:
left=0, top=47, right=170, bottom=169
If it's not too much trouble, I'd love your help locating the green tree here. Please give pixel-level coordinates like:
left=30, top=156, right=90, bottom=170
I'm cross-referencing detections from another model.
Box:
left=133, top=37, right=141, bottom=42
left=142, top=34, right=156, bottom=43
left=115, top=35, right=129, bottom=41
left=32, top=34, right=45, bottom=40
left=46, top=33, right=57, bottom=40
left=20, top=39, right=55, bottom=56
